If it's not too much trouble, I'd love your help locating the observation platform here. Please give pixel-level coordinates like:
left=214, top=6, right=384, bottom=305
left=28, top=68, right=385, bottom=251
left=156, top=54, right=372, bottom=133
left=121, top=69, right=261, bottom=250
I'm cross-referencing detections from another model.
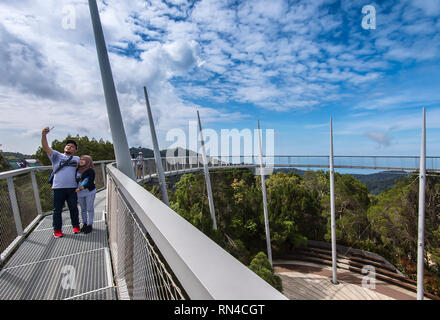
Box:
left=274, top=261, right=422, bottom=300
left=0, top=190, right=116, bottom=300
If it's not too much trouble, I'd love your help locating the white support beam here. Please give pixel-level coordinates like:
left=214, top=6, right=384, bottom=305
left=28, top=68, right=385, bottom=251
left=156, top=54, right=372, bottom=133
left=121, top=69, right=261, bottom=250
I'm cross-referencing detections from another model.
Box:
left=197, top=111, right=217, bottom=230
left=257, top=120, right=272, bottom=266
left=144, top=86, right=170, bottom=206
left=329, top=117, right=338, bottom=284
left=88, top=0, right=134, bottom=180
left=417, top=107, right=426, bottom=300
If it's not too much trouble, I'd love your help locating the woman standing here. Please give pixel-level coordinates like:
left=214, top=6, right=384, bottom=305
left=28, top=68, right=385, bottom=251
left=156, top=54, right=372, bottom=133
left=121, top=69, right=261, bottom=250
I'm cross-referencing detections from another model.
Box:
left=76, top=155, right=96, bottom=234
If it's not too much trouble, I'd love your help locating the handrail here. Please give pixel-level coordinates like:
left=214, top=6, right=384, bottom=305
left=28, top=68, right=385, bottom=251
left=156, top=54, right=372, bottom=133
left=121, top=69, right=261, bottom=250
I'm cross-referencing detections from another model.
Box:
left=132, top=155, right=440, bottom=159
left=0, top=166, right=51, bottom=179
left=0, top=160, right=114, bottom=265
left=0, top=160, right=114, bottom=179
left=132, top=155, right=440, bottom=172
left=107, top=163, right=287, bottom=300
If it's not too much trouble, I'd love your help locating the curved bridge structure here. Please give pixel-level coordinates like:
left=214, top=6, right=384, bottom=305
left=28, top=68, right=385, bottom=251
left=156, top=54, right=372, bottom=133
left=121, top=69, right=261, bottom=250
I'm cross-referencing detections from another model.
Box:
left=0, top=155, right=438, bottom=300
left=137, top=155, right=440, bottom=184
left=0, top=158, right=286, bottom=300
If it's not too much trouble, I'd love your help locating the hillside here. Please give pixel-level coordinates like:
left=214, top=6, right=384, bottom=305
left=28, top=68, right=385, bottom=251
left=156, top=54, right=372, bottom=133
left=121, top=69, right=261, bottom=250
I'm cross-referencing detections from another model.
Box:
left=273, top=168, right=408, bottom=195
left=2, top=152, right=34, bottom=159
left=273, top=168, right=307, bottom=176
left=351, top=171, right=408, bottom=195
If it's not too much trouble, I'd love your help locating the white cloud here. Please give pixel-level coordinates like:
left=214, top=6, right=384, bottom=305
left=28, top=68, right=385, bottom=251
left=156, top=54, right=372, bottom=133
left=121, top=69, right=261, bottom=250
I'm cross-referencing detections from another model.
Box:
left=0, top=0, right=249, bottom=153
left=0, top=0, right=439, bottom=156
left=364, top=131, right=392, bottom=147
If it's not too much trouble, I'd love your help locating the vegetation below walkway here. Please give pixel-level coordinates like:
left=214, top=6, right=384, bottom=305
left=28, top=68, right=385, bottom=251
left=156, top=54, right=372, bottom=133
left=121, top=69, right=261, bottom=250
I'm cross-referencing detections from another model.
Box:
left=144, top=168, right=440, bottom=296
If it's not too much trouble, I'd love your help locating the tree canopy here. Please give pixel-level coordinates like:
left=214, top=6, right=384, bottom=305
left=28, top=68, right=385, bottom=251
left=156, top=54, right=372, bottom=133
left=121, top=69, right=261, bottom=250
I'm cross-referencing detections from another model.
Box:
left=34, top=135, right=115, bottom=165
left=154, top=167, right=440, bottom=295
left=0, top=152, right=11, bottom=172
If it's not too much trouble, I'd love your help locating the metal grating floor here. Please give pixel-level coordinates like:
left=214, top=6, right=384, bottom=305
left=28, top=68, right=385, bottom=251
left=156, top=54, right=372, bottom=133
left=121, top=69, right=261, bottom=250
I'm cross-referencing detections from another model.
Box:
left=0, top=190, right=116, bottom=300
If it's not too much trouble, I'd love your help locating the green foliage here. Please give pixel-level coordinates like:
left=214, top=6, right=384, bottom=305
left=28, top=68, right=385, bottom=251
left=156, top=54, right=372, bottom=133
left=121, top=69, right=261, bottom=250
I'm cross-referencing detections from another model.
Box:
left=170, top=173, right=222, bottom=244
left=143, top=184, right=162, bottom=199
left=0, top=152, right=12, bottom=172
left=352, top=171, right=408, bottom=195
left=368, top=174, right=440, bottom=267
left=150, top=167, right=440, bottom=297
left=224, top=236, right=251, bottom=265
left=0, top=179, right=15, bottom=253
left=249, top=252, right=283, bottom=292
left=266, top=172, right=321, bottom=253
left=168, top=169, right=321, bottom=263
left=35, top=170, right=53, bottom=213
left=2, top=152, right=33, bottom=160
left=35, top=135, right=115, bottom=165
left=303, top=171, right=371, bottom=245
left=332, top=174, right=371, bottom=244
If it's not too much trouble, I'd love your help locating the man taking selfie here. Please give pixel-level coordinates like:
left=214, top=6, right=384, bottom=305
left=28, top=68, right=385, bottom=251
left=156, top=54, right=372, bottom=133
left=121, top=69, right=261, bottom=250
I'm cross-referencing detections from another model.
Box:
left=42, top=127, right=81, bottom=238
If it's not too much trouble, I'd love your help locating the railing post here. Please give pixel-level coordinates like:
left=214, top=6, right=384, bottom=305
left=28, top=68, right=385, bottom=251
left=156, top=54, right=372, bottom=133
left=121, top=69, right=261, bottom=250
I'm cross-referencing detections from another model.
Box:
left=7, top=177, right=23, bottom=236
left=197, top=111, right=217, bottom=230
left=30, top=170, right=43, bottom=216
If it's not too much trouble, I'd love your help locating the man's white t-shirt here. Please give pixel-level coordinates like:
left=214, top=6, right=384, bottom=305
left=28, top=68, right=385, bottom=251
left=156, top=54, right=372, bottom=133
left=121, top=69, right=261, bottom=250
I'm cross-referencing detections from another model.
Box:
left=50, top=150, right=80, bottom=189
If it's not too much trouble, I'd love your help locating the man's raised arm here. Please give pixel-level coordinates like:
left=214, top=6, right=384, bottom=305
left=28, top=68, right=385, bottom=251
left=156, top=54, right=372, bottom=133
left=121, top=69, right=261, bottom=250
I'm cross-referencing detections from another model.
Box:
left=41, top=127, right=52, bottom=157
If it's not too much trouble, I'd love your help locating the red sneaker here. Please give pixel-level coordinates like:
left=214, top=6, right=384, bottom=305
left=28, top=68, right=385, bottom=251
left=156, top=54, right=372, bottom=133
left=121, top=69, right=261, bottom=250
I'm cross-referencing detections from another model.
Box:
left=73, top=226, right=81, bottom=234
left=53, top=229, right=63, bottom=238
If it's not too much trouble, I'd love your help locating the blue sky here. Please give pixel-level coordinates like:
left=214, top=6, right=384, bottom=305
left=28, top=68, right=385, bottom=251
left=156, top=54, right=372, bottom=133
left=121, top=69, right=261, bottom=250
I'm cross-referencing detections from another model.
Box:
left=0, top=0, right=439, bottom=158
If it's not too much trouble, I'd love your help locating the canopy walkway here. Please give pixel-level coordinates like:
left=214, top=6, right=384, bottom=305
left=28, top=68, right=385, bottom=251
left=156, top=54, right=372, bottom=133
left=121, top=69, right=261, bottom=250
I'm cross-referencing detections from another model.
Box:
left=0, top=156, right=436, bottom=300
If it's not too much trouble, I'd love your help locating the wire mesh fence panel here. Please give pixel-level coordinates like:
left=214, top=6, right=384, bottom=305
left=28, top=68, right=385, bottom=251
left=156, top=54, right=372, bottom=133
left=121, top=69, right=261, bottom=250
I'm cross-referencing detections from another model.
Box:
left=0, top=179, right=17, bottom=255
left=14, top=173, right=38, bottom=230
left=94, top=163, right=104, bottom=189
left=107, top=178, right=185, bottom=300
left=144, top=159, right=152, bottom=177
left=132, top=220, right=159, bottom=299
left=35, top=170, right=53, bottom=214
left=146, top=159, right=156, bottom=177
left=184, top=157, right=190, bottom=170
left=428, top=157, right=440, bottom=171
left=161, top=158, right=167, bottom=173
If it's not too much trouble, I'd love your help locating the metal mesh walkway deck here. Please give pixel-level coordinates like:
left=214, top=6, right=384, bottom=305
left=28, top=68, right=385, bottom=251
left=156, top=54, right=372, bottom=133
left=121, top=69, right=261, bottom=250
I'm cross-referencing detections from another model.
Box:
left=0, top=190, right=116, bottom=300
